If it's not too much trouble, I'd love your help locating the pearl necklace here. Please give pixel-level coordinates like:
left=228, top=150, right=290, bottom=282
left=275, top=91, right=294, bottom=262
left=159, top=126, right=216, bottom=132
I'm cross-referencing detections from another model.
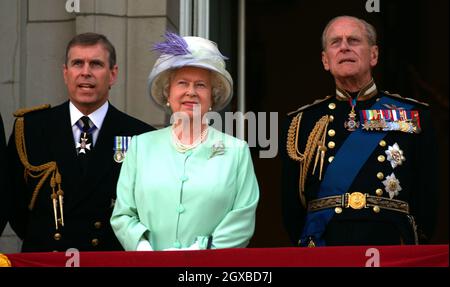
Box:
left=172, top=126, right=209, bottom=153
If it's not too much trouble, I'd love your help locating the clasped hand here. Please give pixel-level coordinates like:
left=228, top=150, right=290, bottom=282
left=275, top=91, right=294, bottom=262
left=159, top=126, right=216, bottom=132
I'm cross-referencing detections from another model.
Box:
left=163, top=241, right=200, bottom=251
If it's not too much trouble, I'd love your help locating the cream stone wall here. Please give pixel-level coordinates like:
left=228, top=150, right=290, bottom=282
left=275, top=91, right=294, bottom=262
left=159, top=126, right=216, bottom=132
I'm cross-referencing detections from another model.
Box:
left=0, top=0, right=180, bottom=253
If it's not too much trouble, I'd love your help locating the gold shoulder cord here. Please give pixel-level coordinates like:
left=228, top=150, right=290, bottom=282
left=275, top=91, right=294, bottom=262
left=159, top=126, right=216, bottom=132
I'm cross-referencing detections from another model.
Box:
left=286, top=112, right=305, bottom=162
left=14, top=105, right=65, bottom=230
left=286, top=113, right=330, bottom=208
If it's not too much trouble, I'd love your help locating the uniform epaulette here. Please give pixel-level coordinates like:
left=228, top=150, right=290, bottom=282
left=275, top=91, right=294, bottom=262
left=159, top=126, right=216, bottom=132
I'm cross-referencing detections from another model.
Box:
left=382, top=91, right=429, bottom=107
left=287, top=96, right=332, bottom=116
left=13, top=104, right=51, bottom=117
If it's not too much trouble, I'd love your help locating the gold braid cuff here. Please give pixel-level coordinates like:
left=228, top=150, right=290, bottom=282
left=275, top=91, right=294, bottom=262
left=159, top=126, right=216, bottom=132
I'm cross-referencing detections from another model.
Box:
left=13, top=105, right=65, bottom=229
left=286, top=113, right=330, bottom=207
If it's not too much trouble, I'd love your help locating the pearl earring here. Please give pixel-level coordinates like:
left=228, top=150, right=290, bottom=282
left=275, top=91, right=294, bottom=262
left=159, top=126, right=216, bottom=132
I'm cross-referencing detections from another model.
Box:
left=166, top=102, right=170, bottom=107
left=208, top=107, right=212, bottom=111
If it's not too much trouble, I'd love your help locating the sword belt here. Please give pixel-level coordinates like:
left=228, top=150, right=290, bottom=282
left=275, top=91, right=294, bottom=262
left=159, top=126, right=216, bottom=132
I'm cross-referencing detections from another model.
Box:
left=307, top=192, right=409, bottom=214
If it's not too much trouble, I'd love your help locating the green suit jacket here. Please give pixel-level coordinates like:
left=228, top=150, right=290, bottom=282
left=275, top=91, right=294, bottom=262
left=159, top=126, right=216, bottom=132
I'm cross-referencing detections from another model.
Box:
left=111, top=126, right=260, bottom=251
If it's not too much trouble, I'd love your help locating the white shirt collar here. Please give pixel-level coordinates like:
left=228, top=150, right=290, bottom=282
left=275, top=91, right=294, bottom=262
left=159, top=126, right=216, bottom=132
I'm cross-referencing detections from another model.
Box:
left=69, top=101, right=109, bottom=130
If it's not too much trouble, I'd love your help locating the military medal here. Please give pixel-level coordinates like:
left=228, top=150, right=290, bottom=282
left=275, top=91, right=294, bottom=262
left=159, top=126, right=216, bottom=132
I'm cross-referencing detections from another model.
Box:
left=113, top=150, right=124, bottom=163
left=344, top=97, right=360, bottom=131
left=76, top=132, right=92, bottom=154
left=113, top=136, right=125, bottom=163
left=360, top=109, right=421, bottom=134
left=113, top=136, right=132, bottom=163
left=75, top=118, right=96, bottom=155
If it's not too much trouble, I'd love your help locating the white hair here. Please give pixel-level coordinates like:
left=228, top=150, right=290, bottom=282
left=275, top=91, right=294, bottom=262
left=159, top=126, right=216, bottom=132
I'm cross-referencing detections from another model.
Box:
left=321, top=15, right=377, bottom=50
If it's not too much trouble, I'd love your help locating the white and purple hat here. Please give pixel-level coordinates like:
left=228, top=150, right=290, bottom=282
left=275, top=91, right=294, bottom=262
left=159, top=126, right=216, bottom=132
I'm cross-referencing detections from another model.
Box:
left=148, top=32, right=233, bottom=112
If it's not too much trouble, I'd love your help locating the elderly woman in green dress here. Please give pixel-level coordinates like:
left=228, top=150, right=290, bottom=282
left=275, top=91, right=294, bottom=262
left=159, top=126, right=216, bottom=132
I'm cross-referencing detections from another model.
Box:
left=110, top=32, right=260, bottom=251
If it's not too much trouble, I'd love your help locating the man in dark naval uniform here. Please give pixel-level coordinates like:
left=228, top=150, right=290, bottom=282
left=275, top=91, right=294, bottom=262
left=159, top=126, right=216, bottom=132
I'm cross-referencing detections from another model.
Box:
left=281, top=16, right=438, bottom=247
left=7, top=33, right=154, bottom=252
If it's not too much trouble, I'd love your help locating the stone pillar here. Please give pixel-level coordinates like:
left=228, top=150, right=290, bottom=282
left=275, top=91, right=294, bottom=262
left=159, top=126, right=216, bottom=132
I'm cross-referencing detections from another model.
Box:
left=27, top=0, right=76, bottom=108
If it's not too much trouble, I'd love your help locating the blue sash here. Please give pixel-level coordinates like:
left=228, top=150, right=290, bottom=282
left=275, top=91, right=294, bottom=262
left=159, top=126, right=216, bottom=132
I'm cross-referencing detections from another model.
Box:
left=299, top=96, right=413, bottom=246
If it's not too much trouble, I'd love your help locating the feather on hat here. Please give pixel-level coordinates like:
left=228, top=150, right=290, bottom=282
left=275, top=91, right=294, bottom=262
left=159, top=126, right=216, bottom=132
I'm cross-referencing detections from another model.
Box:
left=148, top=32, right=233, bottom=112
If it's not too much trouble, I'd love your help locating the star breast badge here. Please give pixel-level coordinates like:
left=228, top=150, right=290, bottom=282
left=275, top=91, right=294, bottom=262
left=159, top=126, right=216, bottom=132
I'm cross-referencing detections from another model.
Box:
left=385, top=142, right=405, bottom=169
left=382, top=173, right=402, bottom=199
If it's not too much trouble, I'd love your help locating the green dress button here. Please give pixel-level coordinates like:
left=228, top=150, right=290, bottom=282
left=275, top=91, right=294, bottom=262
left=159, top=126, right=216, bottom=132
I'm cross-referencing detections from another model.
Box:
left=177, top=204, right=185, bottom=213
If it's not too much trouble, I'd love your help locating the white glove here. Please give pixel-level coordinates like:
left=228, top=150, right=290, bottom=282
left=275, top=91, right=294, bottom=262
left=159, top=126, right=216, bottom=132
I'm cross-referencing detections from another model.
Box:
left=182, top=241, right=200, bottom=251
left=136, top=239, right=153, bottom=251
left=162, top=241, right=200, bottom=251
left=163, top=248, right=179, bottom=251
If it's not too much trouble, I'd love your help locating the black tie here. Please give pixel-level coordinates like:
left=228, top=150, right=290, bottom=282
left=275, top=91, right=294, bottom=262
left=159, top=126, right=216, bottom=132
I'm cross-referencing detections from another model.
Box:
left=77, top=116, right=94, bottom=156
left=77, top=116, right=95, bottom=175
